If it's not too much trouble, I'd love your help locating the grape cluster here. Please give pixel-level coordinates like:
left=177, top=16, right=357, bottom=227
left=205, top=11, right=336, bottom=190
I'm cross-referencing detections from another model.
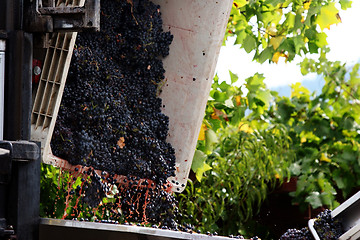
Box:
left=313, top=209, right=343, bottom=240
left=279, top=227, right=313, bottom=240
left=50, top=0, right=180, bottom=228
left=52, top=0, right=175, bottom=184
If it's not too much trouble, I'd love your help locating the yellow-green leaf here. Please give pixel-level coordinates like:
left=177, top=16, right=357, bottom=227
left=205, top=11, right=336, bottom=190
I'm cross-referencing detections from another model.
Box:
left=239, top=122, right=254, bottom=134
left=316, top=2, right=341, bottom=31
left=270, top=36, right=285, bottom=50
left=304, top=0, right=311, bottom=10
left=272, top=51, right=287, bottom=64
left=320, top=153, right=331, bottom=163
left=315, top=32, right=328, bottom=48
left=198, top=123, right=207, bottom=141
left=291, top=82, right=310, bottom=98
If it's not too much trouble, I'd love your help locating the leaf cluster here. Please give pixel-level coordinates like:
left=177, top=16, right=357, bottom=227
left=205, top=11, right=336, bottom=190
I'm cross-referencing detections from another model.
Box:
left=226, top=0, right=351, bottom=63
left=273, top=57, right=360, bottom=210
left=177, top=75, right=295, bottom=236
left=179, top=54, right=360, bottom=235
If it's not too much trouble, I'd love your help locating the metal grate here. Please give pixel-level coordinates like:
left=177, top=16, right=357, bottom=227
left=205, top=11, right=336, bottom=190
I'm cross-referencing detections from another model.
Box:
left=31, top=0, right=85, bottom=165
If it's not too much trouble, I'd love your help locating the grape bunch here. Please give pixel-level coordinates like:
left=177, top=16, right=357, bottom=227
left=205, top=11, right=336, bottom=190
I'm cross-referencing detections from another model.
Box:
left=313, top=209, right=343, bottom=239
left=51, top=0, right=180, bottom=227
left=279, top=227, right=313, bottom=240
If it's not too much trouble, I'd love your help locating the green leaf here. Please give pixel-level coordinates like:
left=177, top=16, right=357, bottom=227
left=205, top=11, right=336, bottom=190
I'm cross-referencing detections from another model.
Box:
left=264, top=0, right=284, bottom=6
left=293, top=35, right=305, bottom=54
left=224, top=98, right=235, bottom=108
left=305, top=28, right=317, bottom=41
left=235, top=29, right=247, bottom=45
left=308, top=42, right=319, bottom=54
left=256, top=90, right=272, bottom=108
left=315, top=32, right=328, bottom=48
left=278, top=38, right=295, bottom=55
left=204, top=128, right=219, bottom=153
left=320, top=192, right=333, bottom=207
left=229, top=71, right=239, bottom=84
left=258, top=47, right=273, bottom=64
left=231, top=107, right=245, bottom=125
left=191, top=150, right=212, bottom=182
left=305, top=191, right=323, bottom=208
left=284, top=13, right=295, bottom=29
left=205, top=129, right=218, bottom=146
left=294, top=13, right=303, bottom=30
left=213, top=91, right=228, bottom=102
left=339, top=0, right=352, bottom=10
left=289, top=162, right=301, bottom=176
left=243, top=35, right=256, bottom=53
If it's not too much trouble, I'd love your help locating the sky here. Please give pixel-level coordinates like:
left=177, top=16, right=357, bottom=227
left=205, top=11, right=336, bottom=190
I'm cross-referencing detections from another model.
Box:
left=215, top=1, right=360, bottom=90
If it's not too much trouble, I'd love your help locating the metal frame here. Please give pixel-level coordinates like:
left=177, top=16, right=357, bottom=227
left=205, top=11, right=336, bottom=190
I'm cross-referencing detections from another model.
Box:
left=25, top=0, right=100, bottom=32
left=1, top=1, right=41, bottom=239
left=0, top=39, right=5, bottom=140
left=40, top=218, right=239, bottom=240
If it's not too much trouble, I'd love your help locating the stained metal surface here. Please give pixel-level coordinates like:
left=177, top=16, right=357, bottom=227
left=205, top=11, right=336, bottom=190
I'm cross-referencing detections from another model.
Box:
left=141, top=0, right=233, bottom=192
left=40, top=218, right=242, bottom=240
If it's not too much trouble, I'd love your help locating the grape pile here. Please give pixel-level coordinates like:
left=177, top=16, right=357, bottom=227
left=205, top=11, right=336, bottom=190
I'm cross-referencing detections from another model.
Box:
left=279, top=209, right=344, bottom=240
left=51, top=0, right=179, bottom=228
left=313, top=209, right=343, bottom=239
left=52, top=0, right=175, bottom=184
left=279, top=227, right=313, bottom=240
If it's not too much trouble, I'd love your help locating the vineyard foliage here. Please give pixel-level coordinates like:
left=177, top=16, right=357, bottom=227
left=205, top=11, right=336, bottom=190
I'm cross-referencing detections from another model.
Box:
left=178, top=0, right=360, bottom=236
left=226, top=0, right=352, bottom=63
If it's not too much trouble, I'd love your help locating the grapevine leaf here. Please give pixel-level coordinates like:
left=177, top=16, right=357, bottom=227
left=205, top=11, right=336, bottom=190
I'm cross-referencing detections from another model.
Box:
left=229, top=70, right=239, bottom=84
left=320, top=192, right=333, bottom=206
left=258, top=47, right=273, bottom=63
left=304, top=0, right=311, bottom=10
left=235, top=29, right=247, bottom=45
left=305, top=191, right=323, bottom=208
left=243, top=35, right=256, bottom=53
left=293, top=35, right=305, bottom=54
left=256, top=90, right=272, bottom=108
left=270, top=36, right=285, bottom=50
left=339, top=0, right=352, bottom=10
left=239, top=122, right=253, bottom=134
left=191, top=150, right=212, bottom=182
left=315, top=32, right=328, bottom=48
left=316, top=3, right=341, bottom=31
left=272, top=52, right=287, bottom=64
left=198, top=123, right=207, bottom=141
left=205, top=129, right=218, bottom=153
left=289, top=162, right=302, bottom=176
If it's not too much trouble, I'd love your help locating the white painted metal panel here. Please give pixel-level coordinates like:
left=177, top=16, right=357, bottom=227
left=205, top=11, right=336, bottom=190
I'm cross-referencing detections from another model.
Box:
left=152, top=0, right=233, bottom=192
